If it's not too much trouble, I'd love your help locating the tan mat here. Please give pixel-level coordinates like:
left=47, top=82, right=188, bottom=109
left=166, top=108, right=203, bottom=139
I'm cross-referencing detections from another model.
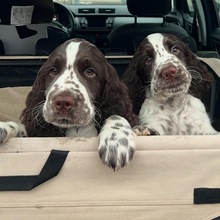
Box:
left=0, top=136, right=220, bottom=219
left=0, top=57, right=220, bottom=219
left=0, top=86, right=31, bottom=122
left=199, top=57, right=220, bottom=77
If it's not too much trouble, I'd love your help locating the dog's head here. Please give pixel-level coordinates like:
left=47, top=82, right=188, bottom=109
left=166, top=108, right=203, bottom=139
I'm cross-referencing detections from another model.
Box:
left=123, top=33, right=213, bottom=113
left=21, top=38, right=138, bottom=136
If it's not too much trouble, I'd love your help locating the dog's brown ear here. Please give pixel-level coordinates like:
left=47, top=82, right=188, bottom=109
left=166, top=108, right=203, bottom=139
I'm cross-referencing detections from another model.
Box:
left=122, top=57, right=146, bottom=115
left=184, top=48, right=214, bottom=98
left=20, top=62, right=63, bottom=137
left=20, top=65, right=46, bottom=134
left=99, top=62, right=138, bottom=128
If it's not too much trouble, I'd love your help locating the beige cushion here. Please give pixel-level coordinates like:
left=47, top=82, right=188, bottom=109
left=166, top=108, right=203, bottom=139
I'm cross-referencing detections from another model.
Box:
left=0, top=58, right=220, bottom=218
left=199, top=57, right=220, bottom=77
left=0, top=86, right=31, bottom=122
left=0, top=136, right=220, bottom=219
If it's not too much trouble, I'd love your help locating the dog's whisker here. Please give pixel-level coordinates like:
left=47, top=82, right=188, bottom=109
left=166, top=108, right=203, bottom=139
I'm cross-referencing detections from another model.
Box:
left=58, top=127, right=66, bottom=135
left=94, top=107, right=102, bottom=129
left=141, top=84, right=151, bottom=95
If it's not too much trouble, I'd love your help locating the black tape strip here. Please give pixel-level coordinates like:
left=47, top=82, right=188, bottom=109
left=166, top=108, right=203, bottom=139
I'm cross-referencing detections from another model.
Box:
left=194, top=188, right=220, bottom=204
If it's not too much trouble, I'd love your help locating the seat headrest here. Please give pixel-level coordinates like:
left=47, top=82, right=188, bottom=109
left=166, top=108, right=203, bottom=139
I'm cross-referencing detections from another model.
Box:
left=0, top=0, right=55, bottom=25
left=127, top=0, right=172, bottom=17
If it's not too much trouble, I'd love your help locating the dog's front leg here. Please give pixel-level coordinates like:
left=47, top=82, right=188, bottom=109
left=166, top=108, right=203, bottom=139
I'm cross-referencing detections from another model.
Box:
left=98, top=115, right=136, bottom=170
left=0, top=121, right=27, bottom=144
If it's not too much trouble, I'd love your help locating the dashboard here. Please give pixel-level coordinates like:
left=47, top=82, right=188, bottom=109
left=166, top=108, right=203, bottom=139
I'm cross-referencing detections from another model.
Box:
left=53, top=3, right=132, bottom=52
left=55, top=3, right=134, bottom=30
left=53, top=3, right=165, bottom=52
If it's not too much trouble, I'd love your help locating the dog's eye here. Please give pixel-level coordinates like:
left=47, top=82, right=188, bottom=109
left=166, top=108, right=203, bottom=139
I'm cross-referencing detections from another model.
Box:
left=49, top=67, right=59, bottom=76
left=171, top=46, right=180, bottom=54
left=85, top=68, right=96, bottom=77
left=145, top=56, right=152, bottom=65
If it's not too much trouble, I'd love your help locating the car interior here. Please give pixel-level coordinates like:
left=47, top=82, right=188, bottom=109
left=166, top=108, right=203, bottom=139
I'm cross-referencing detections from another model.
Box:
left=0, top=0, right=220, bottom=129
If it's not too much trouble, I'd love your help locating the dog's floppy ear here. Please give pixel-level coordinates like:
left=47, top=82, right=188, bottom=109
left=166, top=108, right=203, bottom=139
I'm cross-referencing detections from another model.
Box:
left=20, top=62, right=63, bottom=137
left=99, top=62, right=138, bottom=128
left=122, top=56, right=146, bottom=115
left=20, top=65, right=46, bottom=134
left=184, top=48, right=214, bottom=98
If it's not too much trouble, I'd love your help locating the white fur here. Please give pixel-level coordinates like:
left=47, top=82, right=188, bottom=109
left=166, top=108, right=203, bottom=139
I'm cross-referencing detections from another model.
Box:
left=0, top=121, right=27, bottom=144
left=137, top=33, right=218, bottom=135
left=147, top=33, right=191, bottom=98
left=139, top=94, right=218, bottom=135
left=66, top=123, right=97, bottom=138
left=98, top=115, right=136, bottom=170
left=43, top=41, right=95, bottom=128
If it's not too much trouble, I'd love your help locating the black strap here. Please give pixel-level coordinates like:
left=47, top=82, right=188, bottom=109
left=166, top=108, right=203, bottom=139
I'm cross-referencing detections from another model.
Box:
left=194, top=188, right=220, bottom=204
left=0, top=150, right=69, bottom=191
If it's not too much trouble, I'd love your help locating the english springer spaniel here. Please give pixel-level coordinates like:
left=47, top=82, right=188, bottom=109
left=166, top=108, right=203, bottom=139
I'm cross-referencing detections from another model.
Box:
left=123, top=33, right=218, bottom=135
left=0, top=38, right=138, bottom=170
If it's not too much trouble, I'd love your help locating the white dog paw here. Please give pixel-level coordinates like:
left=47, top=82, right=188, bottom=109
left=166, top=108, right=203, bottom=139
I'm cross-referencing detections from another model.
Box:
left=98, top=115, right=136, bottom=170
left=0, top=122, right=27, bottom=145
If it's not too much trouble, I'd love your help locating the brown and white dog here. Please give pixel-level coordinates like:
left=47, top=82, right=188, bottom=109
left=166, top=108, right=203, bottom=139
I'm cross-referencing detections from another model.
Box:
left=0, top=38, right=138, bottom=170
left=123, top=33, right=218, bottom=135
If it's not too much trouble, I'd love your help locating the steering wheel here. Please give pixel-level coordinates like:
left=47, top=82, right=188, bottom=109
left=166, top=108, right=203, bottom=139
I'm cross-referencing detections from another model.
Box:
left=53, top=2, right=75, bottom=37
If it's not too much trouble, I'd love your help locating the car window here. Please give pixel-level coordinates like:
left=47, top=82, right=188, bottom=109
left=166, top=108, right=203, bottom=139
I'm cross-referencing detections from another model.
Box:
left=215, top=0, right=220, bottom=5
left=214, top=0, right=220, bottom=20
left=186, top=0, right=195, bottom=17
left=53, top=0, right=125, bottom=5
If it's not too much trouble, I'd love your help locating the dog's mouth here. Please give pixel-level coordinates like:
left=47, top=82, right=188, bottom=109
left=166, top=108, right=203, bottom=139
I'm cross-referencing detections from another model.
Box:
left=157, top=80, right=189, bottom=92
left=153, top=66, right=191, bottom=96
left=54, top=118, right=75, bottom=128
left=43, top=92, right=95, bottom=128
left=43, top=106, right=95, bottom=128
left=50, top=115, right=93, bottom=128
left=165, top=81, right=188, bottom=92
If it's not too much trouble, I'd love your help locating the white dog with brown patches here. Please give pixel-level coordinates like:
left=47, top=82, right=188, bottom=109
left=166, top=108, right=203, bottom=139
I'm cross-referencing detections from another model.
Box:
left=0, top=38, right=138, bottom=170
left=123, top=33, right=218, bottom=135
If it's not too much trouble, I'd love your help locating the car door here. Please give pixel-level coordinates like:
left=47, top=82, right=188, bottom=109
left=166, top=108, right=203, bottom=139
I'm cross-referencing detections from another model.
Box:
left=177, top=0, right=220, bottom=53
left=209, top=0, right=220, bottom=54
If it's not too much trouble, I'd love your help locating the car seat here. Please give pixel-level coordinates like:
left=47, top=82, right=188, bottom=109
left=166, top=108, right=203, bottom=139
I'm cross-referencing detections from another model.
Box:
left=0, top=0, right=69, bottom=55
left=107, top=0, right=197, bottom=55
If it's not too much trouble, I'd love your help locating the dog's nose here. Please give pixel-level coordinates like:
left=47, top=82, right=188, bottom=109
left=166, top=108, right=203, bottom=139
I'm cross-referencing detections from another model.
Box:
left=54, top=95, right=74, bottom=111
left=161, top=66, right=177, bottom=79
